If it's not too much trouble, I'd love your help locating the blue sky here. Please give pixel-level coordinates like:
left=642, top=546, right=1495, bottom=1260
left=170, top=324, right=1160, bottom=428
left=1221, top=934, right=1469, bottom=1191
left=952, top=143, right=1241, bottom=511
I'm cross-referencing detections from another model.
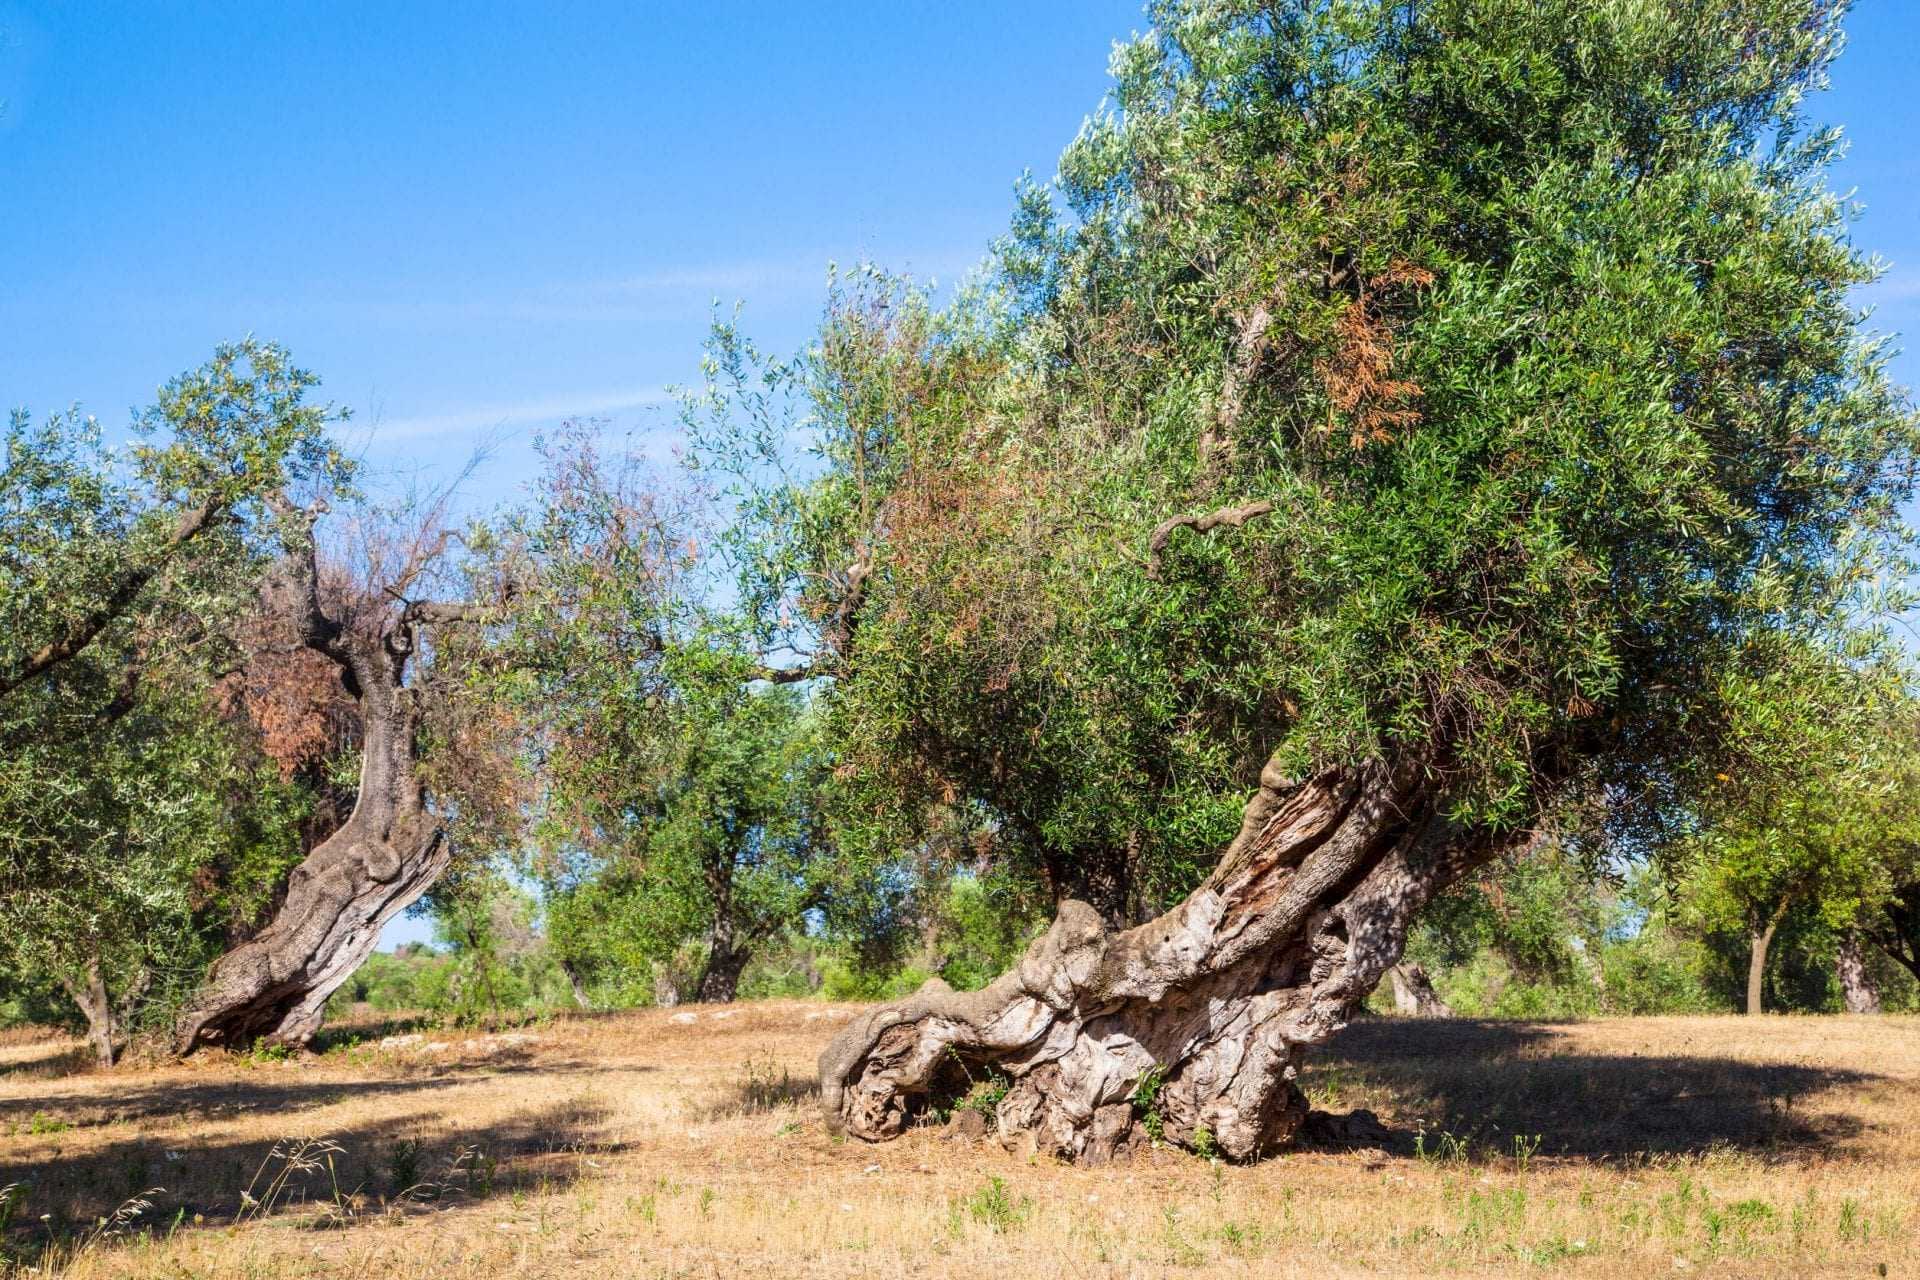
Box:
left=3, top=2, right=1917, bottom=947
left=0, top=1, right=1144, bottom=499
left=4, top=3, right=1916, bottom=483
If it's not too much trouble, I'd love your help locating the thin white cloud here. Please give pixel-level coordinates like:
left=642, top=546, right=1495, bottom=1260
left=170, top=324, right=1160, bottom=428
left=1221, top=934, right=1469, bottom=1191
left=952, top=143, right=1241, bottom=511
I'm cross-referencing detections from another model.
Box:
left=1862, top=272, right=1920, bottom=305
left=247, top=249, right=989, bottom=328
left=361, top=386, right=675, bottom=443
left=564, top=248, right=987, bottom=305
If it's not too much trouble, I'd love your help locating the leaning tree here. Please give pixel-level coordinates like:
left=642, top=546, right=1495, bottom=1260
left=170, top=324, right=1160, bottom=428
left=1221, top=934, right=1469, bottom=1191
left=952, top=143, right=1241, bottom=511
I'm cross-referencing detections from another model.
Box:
left=172, top=489, right=499, bottom=1052
left=698, top=0, right=1918, bottom=1161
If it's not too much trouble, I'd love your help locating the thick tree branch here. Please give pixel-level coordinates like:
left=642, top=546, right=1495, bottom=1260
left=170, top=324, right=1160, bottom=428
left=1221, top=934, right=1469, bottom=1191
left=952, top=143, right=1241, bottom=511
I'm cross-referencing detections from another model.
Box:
left=1198, top=303, right=1274, bottom=469
left=1147, top=499, right=1275, bottom=578
left=750, top=662, right=826, bottom=685
left=743, top=542, right=876, bottom=688
left=398, top=600, right=491, bottom=627
left=263, top=493, right=347, bottom=664
left=0, top=496, right=222, bottom=697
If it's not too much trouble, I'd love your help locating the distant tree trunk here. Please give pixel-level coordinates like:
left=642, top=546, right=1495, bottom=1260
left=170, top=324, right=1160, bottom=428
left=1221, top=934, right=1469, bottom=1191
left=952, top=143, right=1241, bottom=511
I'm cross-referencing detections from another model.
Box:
left=559, top=958, right=594, bottom=1010
left=60, top=960, right=119, bottom=1068
left=1746, top=911, right=1783, bottom=1016
left=696, top=914, right=748, bottom=1003
left=820, top=758, right=1500, bottom=1163
left=652, top=969, right=682, bottom=1007
left=1388, top=962, right=1452, bottom=1017
left=173, top=499, right=480, bottom=1054
left=1039, top=841, right=1136, bottom=928
left=1835, top=932, right=1880, bottom=1014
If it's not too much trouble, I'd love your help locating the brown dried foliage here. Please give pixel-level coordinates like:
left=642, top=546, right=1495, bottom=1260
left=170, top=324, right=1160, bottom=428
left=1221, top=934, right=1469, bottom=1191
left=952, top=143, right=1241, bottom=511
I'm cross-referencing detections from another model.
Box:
left=1313, top=261, right=1434, bottom=450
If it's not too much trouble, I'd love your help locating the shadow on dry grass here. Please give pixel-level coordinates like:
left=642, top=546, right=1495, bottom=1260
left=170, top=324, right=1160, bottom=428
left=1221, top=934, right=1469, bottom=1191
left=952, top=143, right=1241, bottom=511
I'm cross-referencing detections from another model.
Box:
left=0, top=1073, right=620, bottom=1264
left=1308, top=1017, right=1887, bottom=1160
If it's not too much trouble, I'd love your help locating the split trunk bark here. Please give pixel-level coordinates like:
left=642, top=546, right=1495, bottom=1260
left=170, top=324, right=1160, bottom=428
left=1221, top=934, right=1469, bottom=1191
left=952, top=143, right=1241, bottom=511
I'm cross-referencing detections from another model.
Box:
left=819, top=757, right=1486, bottom=1163
left=173, top=503, right=469, bottom=1054
left=1835, top=932, right=1880, bottom=1015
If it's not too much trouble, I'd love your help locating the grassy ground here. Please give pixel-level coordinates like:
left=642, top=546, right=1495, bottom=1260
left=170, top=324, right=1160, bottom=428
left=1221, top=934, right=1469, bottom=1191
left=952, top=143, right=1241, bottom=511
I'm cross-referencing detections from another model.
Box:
left=0, top=1004, right=1915, bottom=1278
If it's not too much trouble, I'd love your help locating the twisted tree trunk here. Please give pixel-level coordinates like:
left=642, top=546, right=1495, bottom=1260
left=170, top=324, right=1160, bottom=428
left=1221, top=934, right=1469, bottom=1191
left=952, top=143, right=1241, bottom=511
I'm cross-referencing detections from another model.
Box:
left=174, top=502, right=475, bottom=1054
left=819, top=757, right=1487, bottom=1163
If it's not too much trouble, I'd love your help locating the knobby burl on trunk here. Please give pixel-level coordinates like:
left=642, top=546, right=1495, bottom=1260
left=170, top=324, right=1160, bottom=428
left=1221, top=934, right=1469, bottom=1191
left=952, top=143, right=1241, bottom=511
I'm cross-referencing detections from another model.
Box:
left=820, top=756, right=1496, bottom=1163
left=174, top=499, right=483, bottom=1054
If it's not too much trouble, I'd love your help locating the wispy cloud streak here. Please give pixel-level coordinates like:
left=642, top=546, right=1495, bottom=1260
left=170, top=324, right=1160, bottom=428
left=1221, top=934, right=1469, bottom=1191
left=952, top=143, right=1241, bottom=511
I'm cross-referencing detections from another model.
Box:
left=361, top=386, right=675, bottom=443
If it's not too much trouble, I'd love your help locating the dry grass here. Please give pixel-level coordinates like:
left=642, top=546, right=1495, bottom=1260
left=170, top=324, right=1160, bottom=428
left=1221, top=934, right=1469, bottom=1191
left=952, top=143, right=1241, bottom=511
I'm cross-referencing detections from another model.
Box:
left=2, top=1004, right=1916, bottom=1278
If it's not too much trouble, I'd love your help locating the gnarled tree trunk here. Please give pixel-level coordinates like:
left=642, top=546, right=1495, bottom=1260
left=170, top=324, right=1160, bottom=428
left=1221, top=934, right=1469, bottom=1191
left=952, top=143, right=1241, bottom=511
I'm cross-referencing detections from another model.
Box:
left=174, top=501, right=476, bottom=1054
left=819, top=757, right=1488, bottom=1163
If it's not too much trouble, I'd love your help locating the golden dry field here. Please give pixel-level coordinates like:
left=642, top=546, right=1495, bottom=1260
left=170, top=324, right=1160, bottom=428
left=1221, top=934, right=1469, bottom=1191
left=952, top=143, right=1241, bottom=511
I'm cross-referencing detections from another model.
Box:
left=1, top=1004, right=1915, bottom=1278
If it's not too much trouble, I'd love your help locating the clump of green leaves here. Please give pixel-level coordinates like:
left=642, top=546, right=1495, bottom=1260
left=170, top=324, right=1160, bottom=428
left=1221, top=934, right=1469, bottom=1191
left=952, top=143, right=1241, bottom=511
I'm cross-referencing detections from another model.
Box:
left=956, top=1176, right=1029, bottom=1233
left=1131, top=1064, right=1169, bottom=1143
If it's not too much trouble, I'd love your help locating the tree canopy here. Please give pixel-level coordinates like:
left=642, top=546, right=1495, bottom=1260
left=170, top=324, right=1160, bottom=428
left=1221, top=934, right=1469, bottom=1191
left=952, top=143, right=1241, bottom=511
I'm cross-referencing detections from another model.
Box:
left=697, top=0, right=1919, bottom=929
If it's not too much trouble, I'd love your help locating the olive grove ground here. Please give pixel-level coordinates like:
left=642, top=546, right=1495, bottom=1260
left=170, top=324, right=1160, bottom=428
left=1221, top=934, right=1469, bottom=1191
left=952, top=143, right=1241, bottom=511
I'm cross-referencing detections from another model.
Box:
left=0, top=1003, right=1914, bottom=1278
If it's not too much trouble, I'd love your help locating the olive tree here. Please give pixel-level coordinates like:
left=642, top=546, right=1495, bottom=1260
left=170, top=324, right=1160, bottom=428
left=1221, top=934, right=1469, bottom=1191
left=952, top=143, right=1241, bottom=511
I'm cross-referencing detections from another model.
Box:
left=488, top=428, right=910, bottom=1006
left=698, top=0, right=1916, bottom=1160
left=1, top=342, right=346, bottom=1060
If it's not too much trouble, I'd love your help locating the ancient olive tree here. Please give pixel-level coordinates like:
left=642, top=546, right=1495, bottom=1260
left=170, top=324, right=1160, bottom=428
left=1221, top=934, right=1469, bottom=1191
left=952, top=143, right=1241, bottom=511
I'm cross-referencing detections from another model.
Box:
left=172, top=484, right=502, bottom=1052
left=698, top=0, right=1918, bottom=1160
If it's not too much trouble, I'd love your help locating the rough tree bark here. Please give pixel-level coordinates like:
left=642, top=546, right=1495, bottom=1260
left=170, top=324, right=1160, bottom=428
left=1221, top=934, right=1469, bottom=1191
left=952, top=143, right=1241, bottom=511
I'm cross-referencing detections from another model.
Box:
left=173, top=501, right=479, bottom=1054
left=1835, top=932, right=1880, bottom=1015
left=696, top=899, right=750, bottom=1004
left=1387, top=962, right=1452, bottom=1017
left=819, top=756, right=1490, bottom=1163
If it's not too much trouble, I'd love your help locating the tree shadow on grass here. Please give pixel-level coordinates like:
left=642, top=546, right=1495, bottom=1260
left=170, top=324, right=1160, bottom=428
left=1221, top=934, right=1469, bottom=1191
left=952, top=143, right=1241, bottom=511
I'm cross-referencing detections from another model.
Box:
left=1302, top=1018, right=1889, bottom=1161
left=0, top=1074, right=622, bottom=1264
left=0, top=1043, right=92, bottom=1082
left=0, top=1048, right=645, bottom=1133
left=308, top=1014, right=441, bottom=1053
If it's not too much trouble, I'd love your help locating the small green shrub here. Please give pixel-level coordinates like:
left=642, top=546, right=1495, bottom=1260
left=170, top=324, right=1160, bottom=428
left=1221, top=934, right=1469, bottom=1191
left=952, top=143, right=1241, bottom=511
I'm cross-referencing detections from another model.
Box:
left=958, top=1176, right=1029, bottom=1233
left=1131, top=1064, right=1168, bottom=1143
